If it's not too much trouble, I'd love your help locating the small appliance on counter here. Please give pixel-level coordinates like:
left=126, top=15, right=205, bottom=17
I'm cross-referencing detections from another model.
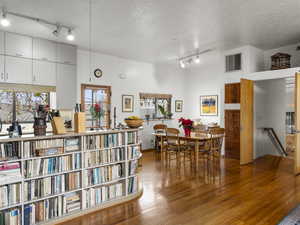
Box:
left=7, top=121, right=22, bottom=138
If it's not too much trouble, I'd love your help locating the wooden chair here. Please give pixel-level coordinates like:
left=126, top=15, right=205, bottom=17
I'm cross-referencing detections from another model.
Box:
left=153, top=124, right=167, bottom=152
left=165, top=128, right=183, bottom=166
left=209, top=128, right=225, bottom=161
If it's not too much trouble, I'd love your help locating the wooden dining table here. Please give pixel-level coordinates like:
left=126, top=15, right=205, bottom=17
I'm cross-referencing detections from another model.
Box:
left=152, top=132, right=220, bottom=167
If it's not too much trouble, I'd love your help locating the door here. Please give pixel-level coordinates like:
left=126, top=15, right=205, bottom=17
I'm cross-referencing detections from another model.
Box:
left=57, top=43, right=77, bottom=65
left=33, top=61, right=56, bottom=86
left=225, top=110, right=240, bottom=159
left=56, top=64, right=76, bottom=109
left=5, top=32, right=32, bottom=58
left=240, top=78, right=254, bottom=165
left=5, top=56, right=32, bottom=84
left=0, top=55, right=4, bottom=82
left=295, top=73, right=300, bottom=174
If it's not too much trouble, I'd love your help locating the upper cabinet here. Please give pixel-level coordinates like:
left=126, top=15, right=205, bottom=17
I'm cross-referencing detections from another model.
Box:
left=5, top=56, right=32, bottom=84
left=225, top=83, right=241, bottom=104
left=5, top=32, right=32, bottom=58
left=57, top=43, right=76, bottom=65
left=0, top=31, right=4, bottom=55
left=33, top=38, right=57, bottom=62
left=33, top=61, right=56, bottom=86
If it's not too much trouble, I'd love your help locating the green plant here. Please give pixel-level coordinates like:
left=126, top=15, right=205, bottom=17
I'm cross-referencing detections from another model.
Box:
left=158, top=104, right=172, bottom=119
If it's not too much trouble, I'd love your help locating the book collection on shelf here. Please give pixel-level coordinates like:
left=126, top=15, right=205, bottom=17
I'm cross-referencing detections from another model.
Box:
left=0, top=130, right=141, bottom=225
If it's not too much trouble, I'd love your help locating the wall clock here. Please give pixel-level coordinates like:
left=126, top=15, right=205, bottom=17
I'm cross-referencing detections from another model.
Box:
left=94, top=68, right=103, bottom=78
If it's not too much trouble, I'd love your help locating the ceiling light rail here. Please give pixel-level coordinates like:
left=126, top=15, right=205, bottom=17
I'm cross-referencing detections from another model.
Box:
left=178, top=49, right=213, bottom=68
left=1, top=7, right=75, bottom=41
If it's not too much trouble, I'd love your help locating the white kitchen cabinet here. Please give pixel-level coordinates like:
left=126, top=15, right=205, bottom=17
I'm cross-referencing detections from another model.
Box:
left=5, top=32, right=33, bottom=58
left=0, top=55, right=5, bottom=82
left=56, top=64, right=76, bottom=109
left=0, top=31, right=4, bottom=55
left=57, top=43, right=76, bottom=65
left=33, top=60, right=56, bottom=86
left=33, top=38, right=57, bottom=62
left=5, top=56, right=32, bottom=84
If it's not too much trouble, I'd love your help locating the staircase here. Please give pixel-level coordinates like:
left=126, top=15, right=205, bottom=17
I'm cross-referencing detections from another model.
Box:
left=263, top=128, right=288, bottom=157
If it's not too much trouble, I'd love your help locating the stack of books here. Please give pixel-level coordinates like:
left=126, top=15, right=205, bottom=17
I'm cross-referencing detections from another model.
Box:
left=85, top=147, right=125, bottom=167
left=23, top=139, right=64, bottom=158
left=0, top=208, right=21, bottom=225
left=85, top=133, right=125, bottom=150
left=84, top=163, right=124, bottom=186
left=24, top=153, right=81, bottom=178
left=24, top=172, right=81, bottom=201
left=0, top=142, right=21, bottom=161
left=128, top=160, right=138, bottom=176
left=0, top=183, right=21, bottom=207
left=83, top=182, right=124, bottom=208
left=64, top=138, right=80, bottom=152
left=127, top=132, right=138, bottom=145
left=0, top=163, right=22, bottom=184
left=63, top=192, right=81, bottom=214
left=128, top=177, right=138, bottom=194
left=127, top=146, right=141, bottom=159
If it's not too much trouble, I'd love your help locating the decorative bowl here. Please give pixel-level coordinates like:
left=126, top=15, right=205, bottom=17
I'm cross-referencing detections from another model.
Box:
left=124, top=119, right=144, bottom=128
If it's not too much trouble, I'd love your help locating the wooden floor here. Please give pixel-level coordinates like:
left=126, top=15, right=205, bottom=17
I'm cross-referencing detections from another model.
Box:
left=59, top=152, right=300, bottom=225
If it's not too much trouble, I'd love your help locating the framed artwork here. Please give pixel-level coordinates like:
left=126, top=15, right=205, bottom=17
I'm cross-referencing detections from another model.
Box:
left=175, top=100, right=183, bottom=112
left=200, top=95, right=218, bottom=116
left=122, top=95, right=134, bottom=112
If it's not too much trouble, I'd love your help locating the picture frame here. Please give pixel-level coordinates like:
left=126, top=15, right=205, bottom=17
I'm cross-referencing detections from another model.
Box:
left=122, top=95, right=134, bottom=112
left=175, top=100, right=183, bottom=112
left=200, top=95, right=218, bottom=116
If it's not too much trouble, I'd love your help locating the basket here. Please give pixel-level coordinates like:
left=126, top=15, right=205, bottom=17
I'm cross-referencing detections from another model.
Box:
left=124, top=119, right=144, bottom=128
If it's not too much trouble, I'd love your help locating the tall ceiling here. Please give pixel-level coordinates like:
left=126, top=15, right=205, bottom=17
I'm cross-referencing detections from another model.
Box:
left=0, top=0, right=300, bottom=63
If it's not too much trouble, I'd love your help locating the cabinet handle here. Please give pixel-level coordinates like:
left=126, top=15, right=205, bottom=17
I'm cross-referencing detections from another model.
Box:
left=16, top=53, right=23, bottom=57
left=1, top=73, right=4, bottom=81
left=33, top=75, right=36, bottom=82
left=5, top=73, right=8, bottom=81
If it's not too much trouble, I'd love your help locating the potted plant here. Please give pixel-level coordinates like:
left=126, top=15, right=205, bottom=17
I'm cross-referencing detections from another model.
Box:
left=179, top=118, right=194, bottom=137
left=158, top=105, right=172, bottom=119
left=90, top=103, right=104, bottom=130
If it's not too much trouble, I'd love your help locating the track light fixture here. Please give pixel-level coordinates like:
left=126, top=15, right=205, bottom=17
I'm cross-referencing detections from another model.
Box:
left=178, top=49, right=213, bottom=69
left=0, top=7, right=75, bottom=41
left=0, top=9, right=10, bottom=27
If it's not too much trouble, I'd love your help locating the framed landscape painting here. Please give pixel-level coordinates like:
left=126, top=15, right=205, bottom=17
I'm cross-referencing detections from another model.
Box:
left=200, top=95, right=218, bottom=116
left=122, top=95, right=134, bottom=112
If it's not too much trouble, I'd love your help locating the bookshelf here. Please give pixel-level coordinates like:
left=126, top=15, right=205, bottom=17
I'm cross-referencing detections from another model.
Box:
left=0, top=128, right=143, bottom=225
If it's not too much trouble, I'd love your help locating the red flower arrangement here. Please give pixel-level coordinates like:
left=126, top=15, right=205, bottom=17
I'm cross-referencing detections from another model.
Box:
left=178, top=118, right=194, bottom=137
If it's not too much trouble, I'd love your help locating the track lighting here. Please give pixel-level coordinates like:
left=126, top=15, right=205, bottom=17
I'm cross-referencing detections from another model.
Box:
left=178, top=49, right=213, bottom=68
left=52, top=24, right=62, bottom=37
left=194, top=55, right=200, bottom=64
left=1, top=10, right=10, bottom=27
left=66, top=29, right=75, bottom=41
left=179, top=60, right=185, bottom=68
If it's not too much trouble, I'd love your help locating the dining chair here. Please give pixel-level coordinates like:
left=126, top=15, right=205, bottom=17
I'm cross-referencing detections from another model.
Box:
left=165, top=128, right=184, bottom=166
left=209, top=128, right=225, bottom=162
left=153, top=124, right=167, bottom=152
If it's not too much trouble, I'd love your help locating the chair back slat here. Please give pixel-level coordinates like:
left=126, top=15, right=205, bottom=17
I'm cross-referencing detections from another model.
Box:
left=165, top=128, right=180, bottom=145
left=153, top=124, right=167, bottom=133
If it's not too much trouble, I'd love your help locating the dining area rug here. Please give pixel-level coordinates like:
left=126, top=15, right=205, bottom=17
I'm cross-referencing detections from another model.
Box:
left=278, top=205, right=300, bottom=225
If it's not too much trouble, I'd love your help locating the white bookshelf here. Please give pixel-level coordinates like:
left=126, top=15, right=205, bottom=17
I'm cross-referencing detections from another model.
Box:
left=0, top=128, right=143, bottom=225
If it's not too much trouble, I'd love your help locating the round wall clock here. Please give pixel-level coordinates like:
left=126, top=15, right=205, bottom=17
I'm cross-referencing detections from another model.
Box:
left=94, top=68, right=103, bottom=78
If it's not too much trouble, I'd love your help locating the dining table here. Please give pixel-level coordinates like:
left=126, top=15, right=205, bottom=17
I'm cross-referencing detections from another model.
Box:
left=152, top=132, right=222, bottom=168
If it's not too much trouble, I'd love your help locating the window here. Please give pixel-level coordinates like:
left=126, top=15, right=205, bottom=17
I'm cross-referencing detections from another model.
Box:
left=81, top=84, right=111, bottom=129
left=0, top=90, right=51, bottom=123
left=139, top=93, right=172, bottom=120
left=225, top=53, right=242, bottom=72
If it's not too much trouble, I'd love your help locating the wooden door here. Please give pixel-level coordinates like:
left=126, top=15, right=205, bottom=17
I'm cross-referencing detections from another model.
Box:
left=225, top=110, right=240, bottom=159
left=295, top=73, right=300, bottom=174
left=240, top=78, right=254, bottom=165
left=225, top=83, right=241, bottom=103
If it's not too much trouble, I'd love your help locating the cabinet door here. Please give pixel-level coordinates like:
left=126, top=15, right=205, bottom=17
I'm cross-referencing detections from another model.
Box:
left=225, top=110, right=240, bottom=159
left=33, top=38, right=57, bottom=62
left=225, top=83, right=240, bottom=104
left=33, top=61, right=56, bottom=86
left=57, top=43, right=76, bottom=65
left=5, top=33, right=33, bottom=58
left=0, top=55, right=5, bottom=82
left=56, top=64, right=76, bottom=109
left=0, top=31, right=4, bottom=55
left=5, top=56, right=32, bottom=84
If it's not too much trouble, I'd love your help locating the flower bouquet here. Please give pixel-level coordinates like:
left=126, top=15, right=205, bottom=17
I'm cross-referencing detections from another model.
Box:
left=90, top=103, right=104, bottom=129
left=178, top=117, right=194, bottom=137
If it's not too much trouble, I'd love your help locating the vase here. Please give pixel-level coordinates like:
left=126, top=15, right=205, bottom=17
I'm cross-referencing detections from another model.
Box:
left=183, top=127, right=191, bottom=137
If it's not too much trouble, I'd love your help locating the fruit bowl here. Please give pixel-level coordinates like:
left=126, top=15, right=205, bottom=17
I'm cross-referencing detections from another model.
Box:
left=124, top=116, right=144, bottom=128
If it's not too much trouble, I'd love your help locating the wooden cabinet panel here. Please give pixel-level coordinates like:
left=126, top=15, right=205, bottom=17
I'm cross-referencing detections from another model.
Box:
left=225, top=110, right=240, bottom=159
left=225, top=83, right=240, bottom=104
left=5, top=33, right=32, bottom=58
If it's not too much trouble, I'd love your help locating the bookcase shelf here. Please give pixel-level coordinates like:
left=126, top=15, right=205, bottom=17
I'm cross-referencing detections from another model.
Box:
left=0, top=128, right=143, bottom=225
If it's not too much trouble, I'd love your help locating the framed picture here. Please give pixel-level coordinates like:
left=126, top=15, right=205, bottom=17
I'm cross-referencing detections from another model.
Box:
left=200, top=95, right=218, bottom=116
left=122, top=95, right=134, bottom=112
left=175, top=100, right=183, bottom=112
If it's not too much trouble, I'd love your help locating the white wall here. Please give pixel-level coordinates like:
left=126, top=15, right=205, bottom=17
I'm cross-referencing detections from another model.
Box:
left=76, top=49, right=187, bottom=149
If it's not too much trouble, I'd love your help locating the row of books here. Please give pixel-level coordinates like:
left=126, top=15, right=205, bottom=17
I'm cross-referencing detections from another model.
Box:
left=127, top=146, right=141, bottom=160
left=64, top=138, right=80, bottom=152
left=24, top=192, right=81, bottom=225
left=0, top=208, right=21, bottom=225
left=24, top=172, right=81, bottom=201
left=128, top=160, right=138, bottom=176
left=128, top=176, right=138, bottom=194
left=84, top=163, right=124, bottom=186
left=84, top=147, right=125, bottom=168
left=83, top=182, right=124, bottom=208
left=0, top=163, right=22, bottom=185
left=85, top=133, right=125, bottom=150
left=0, top=184, right=21, bottom=208
left=24, top=153, right=81, bottom=178
left=0, top=143, right=21, bottom=162
left=127, top=132, right=139, bottom=145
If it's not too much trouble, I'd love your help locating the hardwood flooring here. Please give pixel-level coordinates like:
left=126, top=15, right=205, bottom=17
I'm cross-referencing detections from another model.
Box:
left=59, top=152, right=300, bottom=225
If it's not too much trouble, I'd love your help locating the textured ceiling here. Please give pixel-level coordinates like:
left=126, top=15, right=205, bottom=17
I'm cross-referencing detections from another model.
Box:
left=0, top=0, right=299, bottom=63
